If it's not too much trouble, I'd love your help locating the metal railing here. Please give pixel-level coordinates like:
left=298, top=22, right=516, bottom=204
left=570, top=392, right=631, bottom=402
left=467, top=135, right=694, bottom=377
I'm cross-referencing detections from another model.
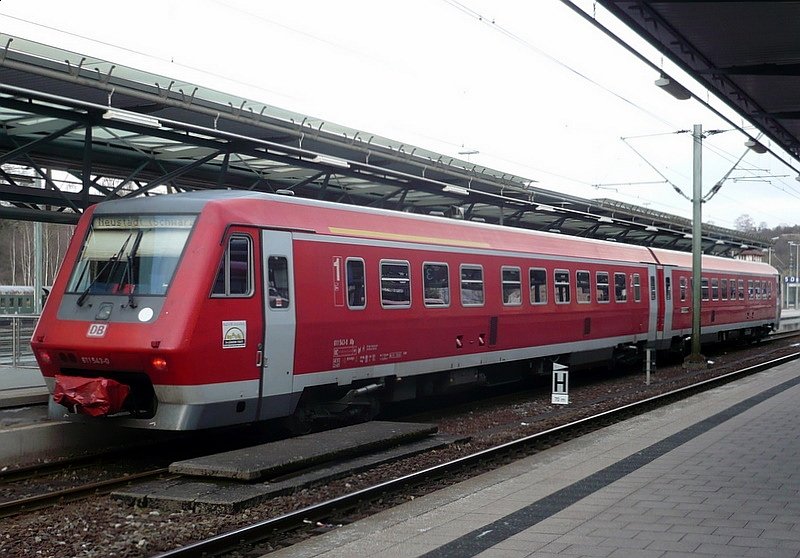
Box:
left=0, top=315, right=39, bottom=368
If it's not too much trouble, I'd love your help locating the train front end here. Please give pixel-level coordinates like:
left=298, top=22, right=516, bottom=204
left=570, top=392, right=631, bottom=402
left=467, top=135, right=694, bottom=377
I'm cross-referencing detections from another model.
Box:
left=31, top=203, right=204, bottom=429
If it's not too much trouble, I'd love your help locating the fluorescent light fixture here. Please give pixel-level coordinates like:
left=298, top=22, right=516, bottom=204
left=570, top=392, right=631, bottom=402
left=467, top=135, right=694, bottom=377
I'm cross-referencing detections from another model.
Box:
left=715, top=239, right=725, bottom=245
left=471, top=217, right=486, bottom=222
left=313, top=154, right=350, bottom=168
left=275, top=189, right=295, bottom=196
left=597, top=216, right=613, bottom=223
left=548, top=228, right=561, bottom=233
left=741, top=244, right=749, bottom=249
left=536, top=204, right=557, bottom=212
left=645, top=226, right=658, bottom=232
left=744, top=138, right=767, bottom=154
left=103, top=109, right=162, bottom=128
left=654, top=74, right=691, bottom=101
left=683, top=233, right=692, bottom=239
left=429, top=210, right=445, bottom=216
left=442, top=185, right=469, bottom=196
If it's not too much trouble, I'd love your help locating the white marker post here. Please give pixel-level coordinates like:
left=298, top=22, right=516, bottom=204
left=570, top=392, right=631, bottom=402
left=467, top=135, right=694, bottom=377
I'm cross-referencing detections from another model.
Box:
left=551, top=364, right=569, bottom=405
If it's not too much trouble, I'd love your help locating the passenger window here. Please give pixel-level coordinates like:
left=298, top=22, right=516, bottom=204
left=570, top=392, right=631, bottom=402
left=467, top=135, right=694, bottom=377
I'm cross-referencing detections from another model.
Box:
left=212, top=235, right=252, bottom=297
left=729, top=278, right=736, bottom=300
left=649, top=275, right=656, bottom=301
left=632, top=274, right=641, bottom=302
left=381, top=261, right=411, bottom=308
left=423, top=263, right=449, bottom=307
left=747, top=280, right=754, bottom=299
left=615, top=273, right=627, bottom=302
left=529, top=268, right=548, bottom=305
left=738, top=279, right=745, bottom=300
left=711, top=278, right=719, bottom=301
left=555, top=269, right=571, bottom=304
left=721, top=279, right=728, bottom=301
left=460, top=265, right=484, bottom=306
left=346, top=259, right=366, bottom=309
left=576, top=271, right=591, bottom=303
left=268, top=256, right=290, bottom=309
left=701, top=278, right=709, bottom=301
left=665, top=277, right=671, bottom=302
left=502, top=267, right=522, bottom=306
left=596, top=272, right=610, bottom=302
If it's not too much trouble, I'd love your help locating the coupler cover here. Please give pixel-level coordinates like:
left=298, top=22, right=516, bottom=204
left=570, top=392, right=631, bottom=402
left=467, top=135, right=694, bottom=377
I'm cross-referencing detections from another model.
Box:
left=53, top=374, right=130, bottom=417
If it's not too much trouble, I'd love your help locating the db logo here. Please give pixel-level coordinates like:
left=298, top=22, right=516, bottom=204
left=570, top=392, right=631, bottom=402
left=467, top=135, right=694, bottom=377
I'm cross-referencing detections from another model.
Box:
left=87, top=323, right=108, bottom=338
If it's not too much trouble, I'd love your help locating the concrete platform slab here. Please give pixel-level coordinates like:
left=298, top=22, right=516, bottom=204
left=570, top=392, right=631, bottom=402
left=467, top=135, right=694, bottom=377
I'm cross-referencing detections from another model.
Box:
left=0, top=366, right=47, bottom=408
left=118, top=433, right=463, bottom=512
left=169, top=421, right=438, bottom=481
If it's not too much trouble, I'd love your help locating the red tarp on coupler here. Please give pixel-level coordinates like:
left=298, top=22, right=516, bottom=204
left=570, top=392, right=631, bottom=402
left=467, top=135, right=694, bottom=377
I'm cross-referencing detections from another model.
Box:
left=53, top=374, right=130, bottom=417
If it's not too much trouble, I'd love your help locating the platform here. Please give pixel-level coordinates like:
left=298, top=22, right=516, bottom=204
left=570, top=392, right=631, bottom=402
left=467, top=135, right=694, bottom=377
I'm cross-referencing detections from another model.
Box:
left=0, top=366, right=47, bottom=408
left=170, top=421, right=438, bottom=480
left=115, top=422, right=462, bottom=512
left=268, top=359, right=800, bottom=557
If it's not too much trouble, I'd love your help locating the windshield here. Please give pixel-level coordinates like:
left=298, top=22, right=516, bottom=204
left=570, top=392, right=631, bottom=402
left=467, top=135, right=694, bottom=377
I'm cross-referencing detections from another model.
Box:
left=67, top=214, right=196, bottom=297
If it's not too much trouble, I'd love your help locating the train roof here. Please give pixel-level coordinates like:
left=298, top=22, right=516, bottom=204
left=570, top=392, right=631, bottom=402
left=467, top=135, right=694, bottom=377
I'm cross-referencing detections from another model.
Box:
left=91, top=191, right=657, bottom=264
left=649, top=248, right=775, bottom=275
left=89, top=191, right=778, bottom=274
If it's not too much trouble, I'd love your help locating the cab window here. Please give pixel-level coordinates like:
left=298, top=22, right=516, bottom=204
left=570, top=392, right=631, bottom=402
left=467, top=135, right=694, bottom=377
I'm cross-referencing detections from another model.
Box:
left=212, top=235, right=253, bottom=297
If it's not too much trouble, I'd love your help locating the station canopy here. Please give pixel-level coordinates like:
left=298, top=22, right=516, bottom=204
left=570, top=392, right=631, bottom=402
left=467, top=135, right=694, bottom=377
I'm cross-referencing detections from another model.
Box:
left=0, top=30, right=778, bottom=257
left=594, top=1, right=800, bottom=162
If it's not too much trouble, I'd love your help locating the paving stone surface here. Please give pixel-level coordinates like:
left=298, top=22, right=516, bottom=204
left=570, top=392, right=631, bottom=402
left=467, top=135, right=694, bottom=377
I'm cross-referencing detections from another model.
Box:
left=265, top=361, right=800, bottom=557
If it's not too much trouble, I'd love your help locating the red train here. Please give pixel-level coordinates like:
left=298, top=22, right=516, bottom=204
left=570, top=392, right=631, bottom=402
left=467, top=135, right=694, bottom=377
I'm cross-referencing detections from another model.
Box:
left=31, top=191, right=780, bottom=430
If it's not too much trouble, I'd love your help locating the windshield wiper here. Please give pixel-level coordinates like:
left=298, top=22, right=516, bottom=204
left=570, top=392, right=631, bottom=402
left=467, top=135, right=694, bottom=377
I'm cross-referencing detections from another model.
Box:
left=124, top=231, right=143, bottom=308
left=77, top=232, right=133, bottom=307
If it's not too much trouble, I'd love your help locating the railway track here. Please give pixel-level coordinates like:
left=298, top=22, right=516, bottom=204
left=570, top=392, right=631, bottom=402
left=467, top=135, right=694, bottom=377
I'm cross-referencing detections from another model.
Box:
left=0, top=468, right=172, bottom=519
left=152, top=350, right=800, bottom=558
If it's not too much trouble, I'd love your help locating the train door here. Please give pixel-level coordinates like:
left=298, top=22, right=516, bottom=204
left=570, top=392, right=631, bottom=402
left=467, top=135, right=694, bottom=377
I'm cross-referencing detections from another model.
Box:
left=259, top=230, right=296, bottom=420
left=662, top=266, right=675, bottom=339
left=646, top=264, right=659, bottom=344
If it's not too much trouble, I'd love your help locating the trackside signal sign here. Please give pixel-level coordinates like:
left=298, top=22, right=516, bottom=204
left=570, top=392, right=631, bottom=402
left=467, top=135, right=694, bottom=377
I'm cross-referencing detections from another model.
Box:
left=552, top=364, right=569, bottom=405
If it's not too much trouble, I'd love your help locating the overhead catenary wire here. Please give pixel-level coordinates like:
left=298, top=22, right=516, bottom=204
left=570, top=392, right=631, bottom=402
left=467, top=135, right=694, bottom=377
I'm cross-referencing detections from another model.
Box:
left=440, top=0, right=677, bottom=128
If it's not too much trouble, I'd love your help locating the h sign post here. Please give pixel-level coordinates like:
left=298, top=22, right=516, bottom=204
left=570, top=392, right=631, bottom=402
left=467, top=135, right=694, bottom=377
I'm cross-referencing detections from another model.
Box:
left=552, top=364, right=569, bottom=405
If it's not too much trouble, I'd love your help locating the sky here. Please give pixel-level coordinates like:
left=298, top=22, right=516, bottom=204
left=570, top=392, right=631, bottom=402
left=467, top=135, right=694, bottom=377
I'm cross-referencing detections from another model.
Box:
left=1, top=0, right=799, bottom=230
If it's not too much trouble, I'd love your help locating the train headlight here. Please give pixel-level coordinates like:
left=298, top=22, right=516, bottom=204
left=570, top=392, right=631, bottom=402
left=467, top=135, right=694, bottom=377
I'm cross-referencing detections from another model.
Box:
left=150, top=356, right=168, bottom=372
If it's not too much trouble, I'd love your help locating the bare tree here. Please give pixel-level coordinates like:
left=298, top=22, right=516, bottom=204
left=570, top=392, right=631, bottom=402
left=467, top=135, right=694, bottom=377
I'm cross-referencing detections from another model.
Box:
left=734, top=214, right=756, bottom=232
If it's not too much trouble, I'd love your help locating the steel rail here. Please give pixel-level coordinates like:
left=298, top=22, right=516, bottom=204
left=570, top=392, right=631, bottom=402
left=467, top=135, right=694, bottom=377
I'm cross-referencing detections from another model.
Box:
left=0, top=468, right=172, bottom=519
left=153, top=350, right=800, bottom=558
